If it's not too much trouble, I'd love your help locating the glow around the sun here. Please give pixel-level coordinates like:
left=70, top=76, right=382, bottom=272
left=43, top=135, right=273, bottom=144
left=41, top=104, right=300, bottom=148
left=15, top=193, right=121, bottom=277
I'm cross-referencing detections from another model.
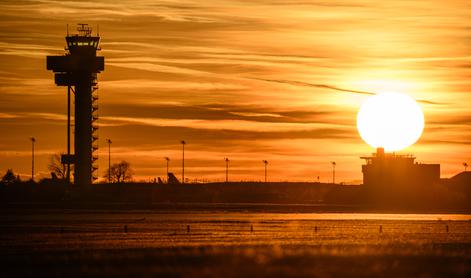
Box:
left=356, top=92, right=424, bottom=152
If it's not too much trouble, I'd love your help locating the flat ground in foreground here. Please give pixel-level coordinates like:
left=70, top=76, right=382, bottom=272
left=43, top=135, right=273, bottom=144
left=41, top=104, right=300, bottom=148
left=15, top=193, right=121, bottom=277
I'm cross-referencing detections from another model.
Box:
left=1, top=209, right=471, bottom=277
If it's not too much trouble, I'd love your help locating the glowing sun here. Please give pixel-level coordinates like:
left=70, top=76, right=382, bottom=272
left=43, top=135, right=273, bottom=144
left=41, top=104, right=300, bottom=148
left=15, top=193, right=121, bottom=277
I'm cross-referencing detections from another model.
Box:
left=357, top=92, right=424, bottom=152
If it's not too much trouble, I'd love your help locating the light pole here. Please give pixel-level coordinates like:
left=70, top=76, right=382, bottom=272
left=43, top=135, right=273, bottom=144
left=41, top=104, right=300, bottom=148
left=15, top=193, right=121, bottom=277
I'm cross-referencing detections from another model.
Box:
left=66, top=86, right=71, bottom=185
left=107, top=139, right=112, bottom=183
left=262, top=160, right=268, bottom=183
left=30, top=137, right=36, bottom=181
left=181, top=140, right=186, bottom=183
left=464, top=162, right=468, bottom=172
left=224, top=157, right=229, bottom=183
left=331, top=161, right=336, bottom=184
left=164, top=157, right=170, bottom=180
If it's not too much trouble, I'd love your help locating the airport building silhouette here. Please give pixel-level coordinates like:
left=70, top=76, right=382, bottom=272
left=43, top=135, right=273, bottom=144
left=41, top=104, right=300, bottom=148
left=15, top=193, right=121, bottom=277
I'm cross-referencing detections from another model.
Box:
left=361, top=147, right=440, bottom=188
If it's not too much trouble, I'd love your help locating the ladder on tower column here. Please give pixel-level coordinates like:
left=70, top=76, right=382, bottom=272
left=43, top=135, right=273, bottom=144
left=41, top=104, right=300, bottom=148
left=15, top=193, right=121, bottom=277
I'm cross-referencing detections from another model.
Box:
left=91, top=77, right=99, bottom=182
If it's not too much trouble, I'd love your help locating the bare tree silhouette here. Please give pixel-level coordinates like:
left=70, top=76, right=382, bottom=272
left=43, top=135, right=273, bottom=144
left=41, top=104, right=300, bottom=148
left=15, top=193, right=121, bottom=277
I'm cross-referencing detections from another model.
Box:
left=104, top=160, right=134, bottom=183
left=48, top=153, right=67, bottom=180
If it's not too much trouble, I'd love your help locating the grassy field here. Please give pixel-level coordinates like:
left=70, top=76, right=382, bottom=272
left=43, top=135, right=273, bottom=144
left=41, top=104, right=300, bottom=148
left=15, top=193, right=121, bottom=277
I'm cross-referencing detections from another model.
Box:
left=1, top=209, right=471, bottom=277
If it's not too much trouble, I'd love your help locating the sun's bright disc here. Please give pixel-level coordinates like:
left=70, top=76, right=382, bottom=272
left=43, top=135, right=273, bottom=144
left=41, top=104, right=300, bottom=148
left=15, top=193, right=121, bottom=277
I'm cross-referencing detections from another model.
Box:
left=356, top=92, right=424, bottom=152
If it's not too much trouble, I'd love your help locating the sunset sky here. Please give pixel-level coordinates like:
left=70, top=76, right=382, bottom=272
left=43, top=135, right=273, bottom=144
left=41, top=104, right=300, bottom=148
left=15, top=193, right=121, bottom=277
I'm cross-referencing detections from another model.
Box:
left=0, top=0, right=470, bottom=183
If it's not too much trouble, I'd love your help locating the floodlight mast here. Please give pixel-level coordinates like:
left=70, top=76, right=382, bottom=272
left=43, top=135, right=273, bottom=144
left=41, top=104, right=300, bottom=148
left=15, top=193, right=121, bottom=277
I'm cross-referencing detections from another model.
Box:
left=262, top=160, right=268, bottom=183
left=47, top=24, right=104, bottom=186
left=30, top=137, right=36, bottom=181
left=164, top=157, right=170, bottom=180
left=107, top=139, right=112, bottom=183
left=224, top=158, right=229, bottom=182
left=331, top=161, right=336, bottom=184
left=181, top=141, right=186, bottom=183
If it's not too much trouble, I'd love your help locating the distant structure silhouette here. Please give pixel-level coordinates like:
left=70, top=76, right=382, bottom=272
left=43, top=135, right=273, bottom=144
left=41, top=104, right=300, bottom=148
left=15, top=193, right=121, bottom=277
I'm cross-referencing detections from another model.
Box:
left=167, top=172, right=180, bottom=184
left=2, top=169, right=17, bottom=185
left=262, top=160, right=268, bottom=182
left=47, top=24, right=104, bottom=186
left=446, top=171, right=471, bottom=187
left=361, top=147, right=440, bottom=190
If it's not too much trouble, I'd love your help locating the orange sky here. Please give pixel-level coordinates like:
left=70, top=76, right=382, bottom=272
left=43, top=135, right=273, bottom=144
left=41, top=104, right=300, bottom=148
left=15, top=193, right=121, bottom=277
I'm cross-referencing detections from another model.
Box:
left=0, top=0, right=470, bottom=183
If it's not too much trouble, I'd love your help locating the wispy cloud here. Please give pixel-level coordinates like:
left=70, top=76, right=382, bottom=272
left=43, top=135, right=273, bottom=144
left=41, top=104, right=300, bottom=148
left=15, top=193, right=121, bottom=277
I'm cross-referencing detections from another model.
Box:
left=101, top=115, right=350, bottom=133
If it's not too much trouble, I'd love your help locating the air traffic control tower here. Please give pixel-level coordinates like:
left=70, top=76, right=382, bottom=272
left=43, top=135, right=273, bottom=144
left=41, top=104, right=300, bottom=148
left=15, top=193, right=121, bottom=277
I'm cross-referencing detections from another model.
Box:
left=47, top=24, right=104, bottom=186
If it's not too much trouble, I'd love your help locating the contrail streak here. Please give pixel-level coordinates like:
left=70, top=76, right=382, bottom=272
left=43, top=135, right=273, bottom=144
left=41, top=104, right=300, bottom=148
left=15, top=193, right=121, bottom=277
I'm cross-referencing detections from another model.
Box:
left=249, top=77, right=444, bottom=105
